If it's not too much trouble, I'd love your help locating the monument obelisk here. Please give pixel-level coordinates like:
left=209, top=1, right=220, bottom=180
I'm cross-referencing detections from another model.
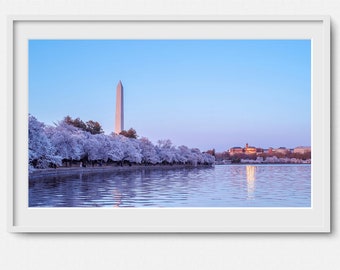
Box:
left=115, top=80, right=124, bottom=134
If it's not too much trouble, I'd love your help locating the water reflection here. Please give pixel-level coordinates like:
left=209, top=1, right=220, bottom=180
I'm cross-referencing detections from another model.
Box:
left=246, top=166, right=256, bottom=200
left=29, top=165, right=311, bottom=207
left=112, top=188, right=122, bottom=207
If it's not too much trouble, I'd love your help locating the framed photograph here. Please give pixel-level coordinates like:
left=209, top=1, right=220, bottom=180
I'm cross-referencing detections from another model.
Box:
left=8, top=16, right=330, bottom=232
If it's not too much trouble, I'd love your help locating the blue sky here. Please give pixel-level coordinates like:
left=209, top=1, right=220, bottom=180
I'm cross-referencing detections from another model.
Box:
left=29, top=39, right=311, bottom=152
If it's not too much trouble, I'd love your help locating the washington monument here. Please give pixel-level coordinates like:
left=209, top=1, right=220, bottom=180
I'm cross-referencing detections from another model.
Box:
left=115, top=80, right=124, bottom=134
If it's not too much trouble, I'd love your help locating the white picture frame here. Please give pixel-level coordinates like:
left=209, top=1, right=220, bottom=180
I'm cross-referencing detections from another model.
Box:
left=8, top=15, right=330, bottom=233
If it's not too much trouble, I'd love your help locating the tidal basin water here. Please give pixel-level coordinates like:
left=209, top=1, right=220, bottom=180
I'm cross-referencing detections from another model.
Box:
left=29, top=164, right=311, bottom=207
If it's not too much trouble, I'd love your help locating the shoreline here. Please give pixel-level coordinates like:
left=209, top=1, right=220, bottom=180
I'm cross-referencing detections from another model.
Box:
left=29, top=164, right=214, bottom=180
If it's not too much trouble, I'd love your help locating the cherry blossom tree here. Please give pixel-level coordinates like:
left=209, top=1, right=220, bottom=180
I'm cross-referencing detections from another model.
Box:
left=118, top=136, right=142, bottom=164
left=156, top=139, right=177, bottom=164
left=46, top=121, right=85, bottom=166
left=176, top=145, right=191, bottom=164
left=28, top=115, right=62, bottom=170
left=139, top=137, right=160, bottom=164
left=107, top=134, right=125, bottom=162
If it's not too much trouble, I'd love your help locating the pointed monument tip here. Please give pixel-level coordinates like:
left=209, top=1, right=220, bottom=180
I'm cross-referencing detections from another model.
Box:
left=117, top=80, right=123, bottom=89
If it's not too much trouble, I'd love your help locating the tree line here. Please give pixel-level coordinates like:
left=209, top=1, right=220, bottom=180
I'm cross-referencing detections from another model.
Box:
left=29, top=115, right=215, bottom=171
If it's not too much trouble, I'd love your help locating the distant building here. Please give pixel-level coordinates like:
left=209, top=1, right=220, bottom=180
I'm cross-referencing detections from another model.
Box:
left=293, top=146, right=311, bottom=154
left=244, top=143, right=256, bottom=155
left=274, top=147, right=290, bottom=155
left=228, top=143, right=309, bottom=157
left=229, top=147, right=243, bottom=156
left=256, top=148, right=264, bottom=155
left=229, top=143, right=257, bottom=156
left=264, top=147, right=291, bottom=155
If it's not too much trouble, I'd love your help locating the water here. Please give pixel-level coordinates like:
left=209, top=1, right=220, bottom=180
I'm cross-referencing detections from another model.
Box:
left=29, top=164, right=311, bottom=207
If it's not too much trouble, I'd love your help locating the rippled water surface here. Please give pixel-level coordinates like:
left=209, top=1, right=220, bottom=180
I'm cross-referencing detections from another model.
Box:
left=29, top=164, right=311, bottom=207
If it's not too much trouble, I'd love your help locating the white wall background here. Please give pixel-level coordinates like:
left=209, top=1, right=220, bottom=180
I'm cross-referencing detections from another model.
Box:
left=0, top=1, right=338, bottom=269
